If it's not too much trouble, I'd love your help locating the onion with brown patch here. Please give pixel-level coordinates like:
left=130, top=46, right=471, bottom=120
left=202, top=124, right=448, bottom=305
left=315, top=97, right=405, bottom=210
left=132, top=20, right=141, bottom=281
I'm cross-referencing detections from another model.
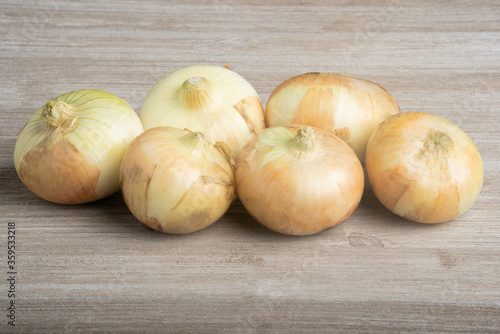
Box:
left=365, top=112, right=483, bottom=223
left=265, top=72, right=400, bottom=163
left=13, top=89, right=144, bottom=204
left=139, top=65, right=265, bottom=160
left=119, top=127, right=235, bottom=234
left=235, top=125, right=364, bottom=236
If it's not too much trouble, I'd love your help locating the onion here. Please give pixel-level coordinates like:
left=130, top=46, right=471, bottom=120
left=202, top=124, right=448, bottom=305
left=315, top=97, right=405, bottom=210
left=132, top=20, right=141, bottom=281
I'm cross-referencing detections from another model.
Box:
left=13, top=89, right=144, bottom=204
left=235, top=125, right=364, bottom=236
left=119, top=127, right=235, bottom=234
left=265, top=72, right=400, bottom=163
left=139, top=65, right=265, bottom=160
left=365, top=112, right=484, bottom=224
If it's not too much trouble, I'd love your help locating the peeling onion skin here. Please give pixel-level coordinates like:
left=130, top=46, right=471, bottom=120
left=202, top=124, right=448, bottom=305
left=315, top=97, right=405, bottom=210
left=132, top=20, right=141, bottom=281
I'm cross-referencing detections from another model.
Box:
left=265, top=72, right=400, bottom=164
left=119, top=127, right=235, bottom=234
left=13, top=89, right=144, bottom=204
left=365, top=112, right=484, bottom=224
left=139, top=65, right=265, bottom=161
left=235, top=125, right=364, bottom=236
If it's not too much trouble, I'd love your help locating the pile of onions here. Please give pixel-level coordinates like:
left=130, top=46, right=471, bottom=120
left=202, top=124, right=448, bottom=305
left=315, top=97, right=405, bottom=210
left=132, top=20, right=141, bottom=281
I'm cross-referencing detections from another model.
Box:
left=119, top=127, right=235, bottom=234
left=235, top=125, right=364, bottom=235
left=365, top=112, right=484, bottom=223
left=13, top=89, right=144, bottom=204
left=13, top=68, right=484, bottom=232
left=139, top=65, right=265, bottom=160
left=265, top=72, right=400, bottom=163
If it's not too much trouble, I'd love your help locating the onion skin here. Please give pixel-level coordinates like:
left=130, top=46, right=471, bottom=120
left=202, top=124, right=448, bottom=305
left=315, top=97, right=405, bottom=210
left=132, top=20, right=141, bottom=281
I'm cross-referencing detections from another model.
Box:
left=265, top=72, right=400, bottom=164
left=119, top=127, right=235, bottom=234
left=139, top=65, right=265, bottom=160
left=365, top=112, right=484, bottom=224
left=235, top=125, right=364, bottom=236
left=13, top=90, right=144, bottom=204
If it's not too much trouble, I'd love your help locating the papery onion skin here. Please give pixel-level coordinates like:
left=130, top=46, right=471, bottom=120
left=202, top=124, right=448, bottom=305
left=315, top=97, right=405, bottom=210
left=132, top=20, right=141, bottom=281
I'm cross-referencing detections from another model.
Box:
left=13, top=89, right=144, bottom=204
left=365, top=112, right=484, bottom=224
left=119, top=127, right=235, bottom=234
left=265, top=72, right=400, bottom=164
left=139, top=65, right=265, bottom=160
left=235, top=125, right=364, bottom=236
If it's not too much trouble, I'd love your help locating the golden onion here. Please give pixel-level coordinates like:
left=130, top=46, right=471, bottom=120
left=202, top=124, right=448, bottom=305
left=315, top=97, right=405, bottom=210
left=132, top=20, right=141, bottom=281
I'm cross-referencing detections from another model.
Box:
left=119, top=127, right=235, bottom=234
left=365, top=112, right=484, bottom=224
left=265, top=72, right=400, bottom=163
left=13, top=89, right=143, bottom=204
left=235, top=125, right=364, bottom=236
left=139, top=65, right=265, bottom=160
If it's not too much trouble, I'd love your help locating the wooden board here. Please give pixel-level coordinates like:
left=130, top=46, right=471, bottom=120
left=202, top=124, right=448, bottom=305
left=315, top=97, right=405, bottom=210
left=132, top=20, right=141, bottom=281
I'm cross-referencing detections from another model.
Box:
left=1, top=0, right=499, bottom=332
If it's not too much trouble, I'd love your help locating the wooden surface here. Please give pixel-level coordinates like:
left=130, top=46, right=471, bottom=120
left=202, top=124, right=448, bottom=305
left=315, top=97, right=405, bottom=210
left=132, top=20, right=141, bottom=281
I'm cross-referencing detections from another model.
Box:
left=1, top=1, right=499, bottom=333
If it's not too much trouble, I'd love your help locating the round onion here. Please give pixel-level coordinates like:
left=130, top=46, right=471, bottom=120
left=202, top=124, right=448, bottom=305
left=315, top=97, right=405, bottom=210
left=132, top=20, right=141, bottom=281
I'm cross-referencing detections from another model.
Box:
left=139, top=65, right=265, bottom=160
left=365, top=112, right=484, bottom=224
left=13, top=89, right=144, bottom=204
left=119, top=127, right=235, bottom=234
left=235, top=125, right=364, bottom=236
left=265, top=72, right=400, bottom=163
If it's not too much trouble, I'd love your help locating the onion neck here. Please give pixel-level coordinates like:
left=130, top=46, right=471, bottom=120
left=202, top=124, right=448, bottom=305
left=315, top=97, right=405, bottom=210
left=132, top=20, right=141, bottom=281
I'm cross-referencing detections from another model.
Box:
left=425, top=131, right=453, bottom=152
left=179, top=130, right=210, bottom=152
left=290, top=126, right=315, bottom=153
left=181, top=77, right=217, bottom=110
left=41, top=100, right=78, bottom=134
left=419, top=130, right=453, bottom=159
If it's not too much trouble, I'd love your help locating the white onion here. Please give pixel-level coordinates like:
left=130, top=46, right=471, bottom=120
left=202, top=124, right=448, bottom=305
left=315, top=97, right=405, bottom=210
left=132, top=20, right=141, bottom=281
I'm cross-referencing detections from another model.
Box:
left=365, top=112, right=483, bottom=223
left=235, top=125, right=364, bottom=235
left=120, top=127, right=235, bottom=234
left=265, top=72, right=400, bottom=163
left=13, top=89, right=143, bottom=204
left=139, top=65, right=265, bottom=160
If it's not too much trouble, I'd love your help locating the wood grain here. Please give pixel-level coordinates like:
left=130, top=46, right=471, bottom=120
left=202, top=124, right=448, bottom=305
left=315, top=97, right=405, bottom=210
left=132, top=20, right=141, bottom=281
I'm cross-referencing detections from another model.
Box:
left=1, top=0, right=499, bottom=333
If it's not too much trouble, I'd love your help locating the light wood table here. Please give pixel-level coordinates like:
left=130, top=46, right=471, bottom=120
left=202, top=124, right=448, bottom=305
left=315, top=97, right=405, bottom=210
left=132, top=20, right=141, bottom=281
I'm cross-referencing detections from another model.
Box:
left=1, top=1, right=499, bottom=333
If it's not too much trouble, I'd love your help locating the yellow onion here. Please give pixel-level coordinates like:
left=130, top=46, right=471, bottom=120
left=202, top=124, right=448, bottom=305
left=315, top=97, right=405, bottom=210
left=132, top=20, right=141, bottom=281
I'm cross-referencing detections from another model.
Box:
left=265, top=72, right=400, bottom=163
left=235, top=125, right=364, bottom=236
left=119, top=127, right=235, bottom=234
left=139, top=65, right=265, bottom=160
left=13, top=89, right=143, bottom=204
left=365, top=112, right=483, bottom=224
